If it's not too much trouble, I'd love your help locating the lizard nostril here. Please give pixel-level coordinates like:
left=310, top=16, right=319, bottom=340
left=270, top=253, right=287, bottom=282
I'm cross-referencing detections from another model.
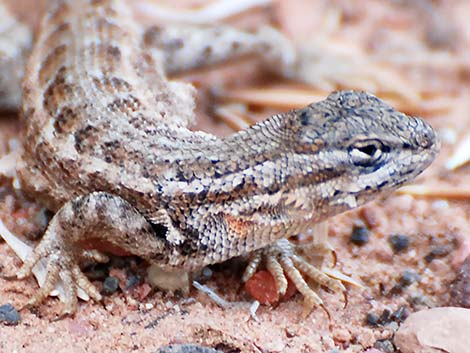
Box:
left=412, top=118, right=437, bottom=150
left=416, top=129, right=435, bottom=149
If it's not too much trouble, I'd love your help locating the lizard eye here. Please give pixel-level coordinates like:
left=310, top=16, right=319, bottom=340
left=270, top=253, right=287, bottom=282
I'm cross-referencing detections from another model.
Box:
left=349, top=140, right=386, bottom=167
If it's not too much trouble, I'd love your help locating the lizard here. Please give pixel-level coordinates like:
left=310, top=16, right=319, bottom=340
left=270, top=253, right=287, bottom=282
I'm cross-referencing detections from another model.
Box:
left=4, top=0, right=439, bottom=316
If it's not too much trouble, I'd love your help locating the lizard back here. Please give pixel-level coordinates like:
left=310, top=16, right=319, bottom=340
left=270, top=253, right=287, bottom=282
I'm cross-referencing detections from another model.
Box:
left=20, top=0, right=213, bottom=210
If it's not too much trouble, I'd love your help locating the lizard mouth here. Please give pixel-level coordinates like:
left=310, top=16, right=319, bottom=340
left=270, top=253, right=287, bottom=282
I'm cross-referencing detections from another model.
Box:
left=410, top=116, right=441, bottom=173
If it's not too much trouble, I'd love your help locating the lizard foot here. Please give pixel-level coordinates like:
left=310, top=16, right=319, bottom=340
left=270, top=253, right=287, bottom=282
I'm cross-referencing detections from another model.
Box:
left=16, top=225, right=102, bottom=315
left=243, top=238, right=356, bottom=317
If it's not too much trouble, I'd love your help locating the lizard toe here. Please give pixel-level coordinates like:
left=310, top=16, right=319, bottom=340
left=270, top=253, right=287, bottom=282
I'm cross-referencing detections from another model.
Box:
left=17, top=231, right=102, bottom=315
left=71, top=264, right=102, bottom=302
left=80, top=249, right=109, bottom=264
left=243, top=238, right=357, bottom=316
left=22, top=253, right=61, bottom=309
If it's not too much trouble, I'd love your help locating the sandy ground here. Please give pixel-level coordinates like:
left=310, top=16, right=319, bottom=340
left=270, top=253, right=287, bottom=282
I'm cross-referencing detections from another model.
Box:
left=1, top=1, right=469, bottom=352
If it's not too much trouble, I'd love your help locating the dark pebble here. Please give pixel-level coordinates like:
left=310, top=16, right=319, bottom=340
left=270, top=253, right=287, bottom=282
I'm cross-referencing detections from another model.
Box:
left=374, top=339, right=395, bottom=353
left=285, top=327, right=297, bottom=338
left=388, top=234, right=410, bottom=253
left=102, top=276, right=119, bottom=295
left=389, top=271, right=420, bottom=295
left=379, top=308, right=392, bottom=324
left=391, top=305, right=409, bottom=323
left=424, top=245, right=452, bottom=263
left=0, top=304, right=20, bottom=325
left=400, top=269, right=420, bottom=287
left=448, top=255, right=470, bottom=308
left=366, top=312, right=380, bottom=326
left=409, top=293, right=433, bottom=308
left=125, top=274, right=141, bottom=290
left=350, top=225, right=370, bottom=245
left=155, top=344, right=222, bottom=353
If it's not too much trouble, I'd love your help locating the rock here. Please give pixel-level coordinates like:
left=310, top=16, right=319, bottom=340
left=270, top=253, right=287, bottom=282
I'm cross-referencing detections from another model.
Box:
left=388, top=234, right=410, bottom=253
left=452, top=237, right=470, bottom=268
left=394, top=307, right=470, bottom=353
left=102, top=276, right=120, bottom=295
left=448, top=255, right=470, bottom=308
left=424, top=245, right=452, bottom=263
left=400, top=270, right=420, bottom=287
left=390, top=306, right=409, bottom=323
left=244, top=270, right=297, bottom=304
left=373, top=339, right=395, bottom=353
left=366, top=313, right=380, bottom=327
left=0, top=303, right=20, bottom=325
left=350, top=225, right=370, bottom=245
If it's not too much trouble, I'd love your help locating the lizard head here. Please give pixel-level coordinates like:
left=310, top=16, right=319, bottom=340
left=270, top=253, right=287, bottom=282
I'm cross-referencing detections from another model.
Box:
left=282, top=90, right=440, bottom=220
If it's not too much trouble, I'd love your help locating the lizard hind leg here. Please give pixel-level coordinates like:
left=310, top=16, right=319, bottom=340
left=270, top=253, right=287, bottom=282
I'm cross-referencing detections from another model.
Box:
left=16, top=192, right=167, bottom=315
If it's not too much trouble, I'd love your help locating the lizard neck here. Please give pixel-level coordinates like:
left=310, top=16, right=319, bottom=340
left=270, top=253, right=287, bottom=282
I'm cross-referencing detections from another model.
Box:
left=154, top=111, right=313, bottom=203
left=172, top=111, right=302, bottom=178
left=219, top=112, right=296, bottom=160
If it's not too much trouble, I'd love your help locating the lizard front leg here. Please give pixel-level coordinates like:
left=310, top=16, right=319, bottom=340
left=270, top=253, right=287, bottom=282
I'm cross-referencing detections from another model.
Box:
left=242, top=241, right=346, bottom=316
left=180, top=208, right=354, bottom=315
left=16, top=191, right=167, bottom=315
left=242, top=222, right=361, bottom=316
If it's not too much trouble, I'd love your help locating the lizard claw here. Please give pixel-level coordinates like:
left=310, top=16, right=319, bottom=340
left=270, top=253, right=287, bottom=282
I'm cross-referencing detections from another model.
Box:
left=16, top=229, right=102, bottom=314
left=80, top=249, right=109, bottom=263
left=243, top=238, right=353, bottom=316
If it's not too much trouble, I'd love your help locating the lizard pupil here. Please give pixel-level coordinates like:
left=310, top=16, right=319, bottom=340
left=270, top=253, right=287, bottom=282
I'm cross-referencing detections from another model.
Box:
left=349, top=140, right=385, bottom=167
left=357, top=144, right=378, bottom=157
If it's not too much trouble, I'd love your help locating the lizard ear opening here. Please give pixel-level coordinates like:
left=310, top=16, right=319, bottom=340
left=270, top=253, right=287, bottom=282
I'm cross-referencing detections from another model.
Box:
left=299, top=110, right=310, bottom=126
left=149, top=222, right=168, bottom=238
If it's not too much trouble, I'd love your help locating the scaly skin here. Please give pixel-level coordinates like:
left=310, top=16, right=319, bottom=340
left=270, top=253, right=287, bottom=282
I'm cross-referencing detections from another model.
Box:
left=11, top=0, right=439, bottom=314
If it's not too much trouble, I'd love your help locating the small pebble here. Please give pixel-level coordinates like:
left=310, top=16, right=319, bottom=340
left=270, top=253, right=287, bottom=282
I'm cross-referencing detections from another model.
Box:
left=409, top=294, right=433, bottom=308
left=389, top=270, right=420, bottom=295
left=373, top=339, right=395, bottom=353
left=391, top=306, right=409, bottom=323
left=395, top=307, right=470, bottom=353
left=400, top=270, right=420, bottom=287
left=388, top=234, right=410, bottom=253
left=125, top=274, right=141, bottom=290
left=201, top=267, right=213, bottom=279
left=102, top=276, right=119, bottom=295
left=285, top=327, right=297, bottom=338
left=366, top=313, right=380, bottom=327
left=424, top=245, right=452, bottom=263
left=386, top=321, right=399, bottom=331
left=350, top=225, right=370, bottom=245
left=379, top=309, right=392, bottom=324
left=0, top=304, right=20, bottom=325
left=448, top=255, right=470, bottom=308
